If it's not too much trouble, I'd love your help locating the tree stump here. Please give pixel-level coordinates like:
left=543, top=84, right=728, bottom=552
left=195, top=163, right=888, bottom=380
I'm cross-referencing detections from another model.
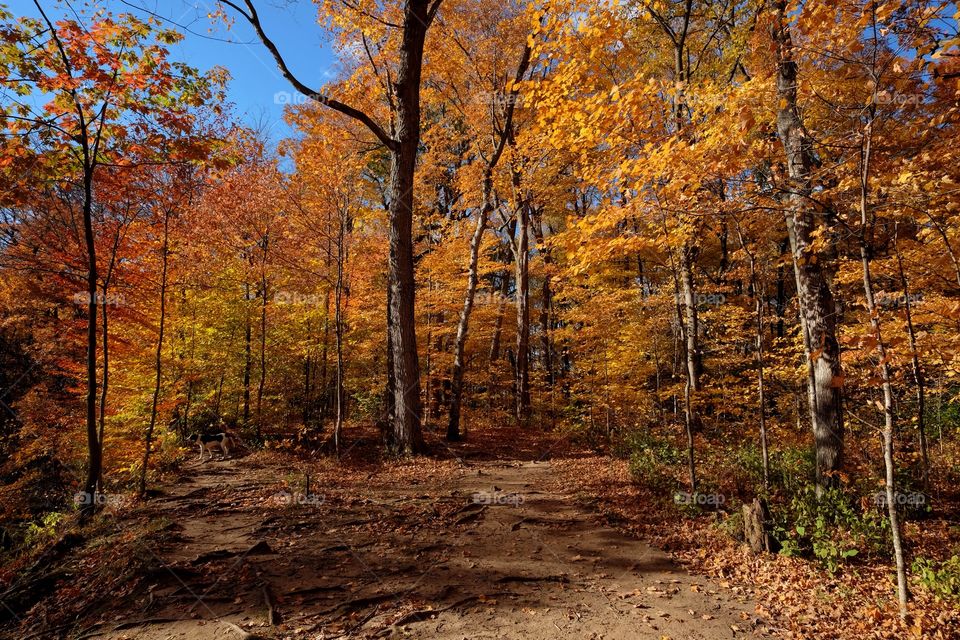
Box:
left=742, top=498, right=775, bottom=553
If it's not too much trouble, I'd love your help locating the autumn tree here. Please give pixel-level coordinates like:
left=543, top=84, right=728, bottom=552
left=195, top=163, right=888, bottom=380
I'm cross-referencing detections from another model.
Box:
left=216, top=0, right=444, bottom=454
left=0, top=2, right=222, bottom=513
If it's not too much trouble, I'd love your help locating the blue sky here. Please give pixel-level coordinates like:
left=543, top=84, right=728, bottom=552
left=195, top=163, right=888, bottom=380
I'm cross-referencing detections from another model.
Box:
left=5, top=0, right=339, bottom=142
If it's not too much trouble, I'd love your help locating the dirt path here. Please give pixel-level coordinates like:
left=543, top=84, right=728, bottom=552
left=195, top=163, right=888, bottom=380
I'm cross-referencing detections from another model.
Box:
left=84, top=456, right=767, bottom=640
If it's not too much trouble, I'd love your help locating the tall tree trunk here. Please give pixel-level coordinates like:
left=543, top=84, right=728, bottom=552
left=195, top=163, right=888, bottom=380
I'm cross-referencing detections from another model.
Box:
left=384, top=0, right=435, bottom=455
left=214, top=372, right=224, bottom=422
left=334, top=207, right=347, bottom=456
left=531, top=212, right=554, bottom=386
left=303, top=317, right=312, bottom=426
left=256, top=234, right=269, bottom=440
left=96, top=227, right=123, bottom=492
left=773, top=0, right=844, bottom=489
left=320, top=275, right=331, bottom=421
left=679, top=245, right=701, bottom=392
left=424, top=294, right=433, bottom=427
left=736, top=223, right=770, bottom=492
left=236, top=0, right=437, bottom=454
left=857, top=105, right=908, bottom=616
left=447, top=206, right=488, bottom=441
left=662, top=211, right=697, bottom=493
left=80, top=166, right=100, bottom=518
left=139, top=210, right=170, bottom=495
left=96, top=287, right=108, bottom=494
left=243, top=281, right=252, bottom=429
left=447, top=45, right=530, bottom=440
left=489, top=269, right=509, bottom=362
left=894, top=227, right=929, bottom=489
left=385, top=278, right=397, bottom=440
left=515, top=199, right=531, bottom=428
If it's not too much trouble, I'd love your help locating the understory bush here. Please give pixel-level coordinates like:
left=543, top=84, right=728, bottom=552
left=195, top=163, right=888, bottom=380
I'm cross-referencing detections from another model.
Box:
left=773, top=485, right=889, bottom=573
left=912, top=554, right=960, bottom=601
left=624, top=431, right=684, bottom=497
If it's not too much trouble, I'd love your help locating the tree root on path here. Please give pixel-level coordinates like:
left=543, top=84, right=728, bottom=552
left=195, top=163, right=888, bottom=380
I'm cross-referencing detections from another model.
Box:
left=189, top=539, right=274, bottom=564
left=220, top=620, right=267, bottom=639
left=496, top=574, right=570, bottom=584
left=313, top=591, right=404, bottom=617
left=373, top=593, right=517, bottom=637
left=261, top=580, right=280, bottom=625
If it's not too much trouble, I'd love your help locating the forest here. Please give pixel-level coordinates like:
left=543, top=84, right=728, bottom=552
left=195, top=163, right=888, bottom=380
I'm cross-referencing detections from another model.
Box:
left=0, top=0, right=959, bottom=638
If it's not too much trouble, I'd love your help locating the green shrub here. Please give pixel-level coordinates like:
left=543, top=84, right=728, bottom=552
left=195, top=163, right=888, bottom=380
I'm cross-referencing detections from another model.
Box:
left=23, top=511, right=66, bottom=548
left=773, top=485, right=888, bottom=573
left=722, top=444, right=815, bottom=496
left=733, top=441, right=764, bottom=476
left=769, top=446, right=816, bottom=494
left=912, top=555, right=960, bottom=601
left=628, top=451, right=679, bottom=495
left=558, top=416, right=608, bottom=451
left=927, top=396, right=960, bottom=436
left=618, top=429, right=685, bottom=465
left=719, top=507, right=745, bottom=542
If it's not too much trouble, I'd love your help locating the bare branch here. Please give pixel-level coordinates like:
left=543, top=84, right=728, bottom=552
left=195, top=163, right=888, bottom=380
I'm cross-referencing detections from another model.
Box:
left=221, top=0, right=397, bottom=151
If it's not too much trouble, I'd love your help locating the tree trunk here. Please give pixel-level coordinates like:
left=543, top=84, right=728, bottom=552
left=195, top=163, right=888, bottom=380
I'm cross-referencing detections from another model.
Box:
left=857, top=90, right=907, bottom=616
left=773, top=0, right=844, bottom=490
left=256, top=233, right=269, bottom=440
left=531, top=211, right=554, bottom=386
left=679, top=245, right=701, bottom=392
left=96, top=287, right=108, bottom=494
left=303, top=318, right=312, bottom=426
left=139, top=210, right=170, bottom=494
left=735, top=223, right=770, bottom=492
left=96, top=227, right=123, bottom=492
left=321, top=294, right=331, bottom=420
left=515, top=199, right=531, bottom=428
left=214, top=372, right=224, bottom=423
left=447, top=45, right=530, bottom=440
left=662, top=210, right=697, bottom=493
left=334, top=208, right=347, bottom=456
left=243, top=281, right=252, bottom=429
left=448, top=206, right=487, bottom=441
left=383, top=0, right=435, bottom=455
left=894, top=227, right=929, bottom=489
left=80, top=167, right=100, bottom=518
left=384, top=274, right=397, bottom=442
left=489, top=269, right=509, bottom=362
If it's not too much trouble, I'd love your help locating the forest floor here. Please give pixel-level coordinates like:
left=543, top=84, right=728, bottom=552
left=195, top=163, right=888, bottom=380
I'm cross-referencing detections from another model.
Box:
left=5, top=421, right=957, bottom=639
left=3, top=425, right=774, bottom=640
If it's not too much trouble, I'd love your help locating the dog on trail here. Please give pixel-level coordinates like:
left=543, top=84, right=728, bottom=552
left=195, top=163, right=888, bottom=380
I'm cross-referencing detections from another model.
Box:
left=188, top=432, right=234, bottom=462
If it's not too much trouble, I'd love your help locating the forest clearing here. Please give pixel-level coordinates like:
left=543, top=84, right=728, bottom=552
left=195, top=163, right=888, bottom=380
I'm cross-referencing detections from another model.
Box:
left=1, top=0, right=960, bottom=638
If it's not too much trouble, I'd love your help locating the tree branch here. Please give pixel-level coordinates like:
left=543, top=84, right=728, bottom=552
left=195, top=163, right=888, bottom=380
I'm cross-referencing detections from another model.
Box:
left=220, top=0, right=397, bottom=151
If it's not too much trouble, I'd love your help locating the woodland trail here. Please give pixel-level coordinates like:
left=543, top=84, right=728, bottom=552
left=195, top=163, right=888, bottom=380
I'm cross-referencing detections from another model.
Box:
left=79, top=453, right=769, bottom=640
